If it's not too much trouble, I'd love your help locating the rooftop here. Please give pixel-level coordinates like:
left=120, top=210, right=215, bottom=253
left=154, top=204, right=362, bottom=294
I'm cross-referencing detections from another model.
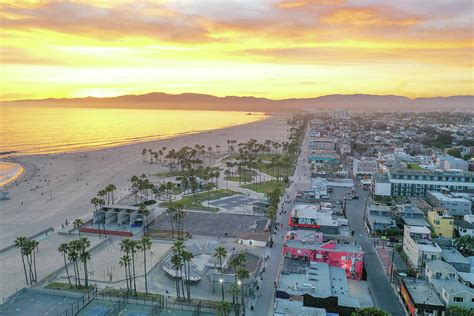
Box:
left=402, top=278, right=445, bottom=307
left=274, top=299, right=326, bottom=316
left=441, top=249, right=470, bottom=265
left=407, top=225, right=431, bottom=235
left=427, top=259, right=457, bottom=275
left=285, top=240, right=363, bottom=253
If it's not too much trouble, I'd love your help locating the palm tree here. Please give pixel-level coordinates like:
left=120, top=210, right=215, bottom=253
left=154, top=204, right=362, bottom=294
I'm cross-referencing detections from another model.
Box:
left=214, top=246, right=228, bottom=301
left=73, top=218, right=84, bottom=239
left=137, top=237, right=152, bottom=294
left=58, top=243, right=72, bottom=287
left=217, top=301, right=232, bottom=316
left=68, top=240, right=81, bottom=287
left=78, top=238, right=91, bottom=287
left=15, top=236, right=29, bottom=285
left=138, top=203, right=150, bottom=232
left=230, top=283, right=240, bottom=314
left=31, top=240, right=39, bottom=282
left=142, top=148, right=147, bottom=163
left=90, top=197, right=102, bottom=238
left=119, top=255, right=131, bottom=292
left=166, top=207, right=176, bottom=238
left=171, top=253, right=182, bottom=300
left=181, top=250, right=194, bottom=301
left=236, top=268, right=250, bottom=314
left=107, top=184, right=117, bottom=204
left=172, top=240, right=186, bottom=299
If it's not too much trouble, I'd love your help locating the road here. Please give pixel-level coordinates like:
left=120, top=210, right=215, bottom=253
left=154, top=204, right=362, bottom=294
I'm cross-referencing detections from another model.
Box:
left=251, top=126, right=311, bottom=316
left=343, top=184, right=404, bottom=315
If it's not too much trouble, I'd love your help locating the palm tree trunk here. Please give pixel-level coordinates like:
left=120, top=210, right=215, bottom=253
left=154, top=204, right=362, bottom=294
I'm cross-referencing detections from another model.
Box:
left=132, top=253, right=137, bottom=295
left=187, top=261, right=191, bottom=301
left=83, top=260, right=88, bottom=287
left=63, top=254, right=72, bottom=287
left=26, top=253, right=34, bottom=284
left=180, top=267, right=186, bottom=299
left=33, top=248, right=38, bottom=282
left=20, top=251, right=29, bottom=285
left=75, top=260, right=82, bottom=287
left=143, top=251, right=148, bottom=294
left=220, top=258, right=225, bottom=301
left=124, top=263, right=130, bottom=292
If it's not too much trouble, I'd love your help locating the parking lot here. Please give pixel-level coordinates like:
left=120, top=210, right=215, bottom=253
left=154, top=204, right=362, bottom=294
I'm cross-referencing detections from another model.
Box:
left=208, top=195, right=257, bottom=209
left=153, top=211, right=268, bottom=237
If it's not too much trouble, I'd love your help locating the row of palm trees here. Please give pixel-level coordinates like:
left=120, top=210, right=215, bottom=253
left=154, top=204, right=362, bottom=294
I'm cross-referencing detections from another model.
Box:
left=165, top=204, right=186, bottom=239
left=118, top=237, right=153, bottom=294
left=170, top=240, right=194, bottom=301
left=58, top=238, right=91, bottom=287
left=14, top=237, right=40, bottom=285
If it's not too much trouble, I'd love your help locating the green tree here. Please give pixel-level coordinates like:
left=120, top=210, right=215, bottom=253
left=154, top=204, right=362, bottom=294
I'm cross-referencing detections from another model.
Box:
left=137, top=236, right=152, bottom=294
left=58, top=242, right=72, bottom=287
left=217, top=301, right=232, bottom=316
left=73, top=218, right=84, bottom=239
left=214, top=246, right=228, bottom=301
left=447, top=305, right=473, bottom=316
left=14, top=236, right=29, bottom=285
left=351, top=307, right=390, bottom=316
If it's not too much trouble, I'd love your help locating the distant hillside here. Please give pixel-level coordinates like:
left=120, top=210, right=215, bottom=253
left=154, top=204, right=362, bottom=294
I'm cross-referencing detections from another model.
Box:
left=2, top=92, right=473, bottom=112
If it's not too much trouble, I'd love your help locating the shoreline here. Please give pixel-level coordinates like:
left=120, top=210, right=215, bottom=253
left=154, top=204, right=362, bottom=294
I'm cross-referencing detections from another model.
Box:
left=0, top=161, right=24, bottom=187
left=0, top=115, right=289, bottom=248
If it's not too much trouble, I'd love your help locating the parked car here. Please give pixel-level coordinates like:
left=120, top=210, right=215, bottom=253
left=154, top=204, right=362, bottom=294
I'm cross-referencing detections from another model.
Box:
left=351, top=195, right=359, bottom=200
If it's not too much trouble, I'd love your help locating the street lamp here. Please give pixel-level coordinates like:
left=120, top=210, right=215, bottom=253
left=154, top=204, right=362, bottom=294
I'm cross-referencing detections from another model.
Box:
left=219, top=278, right=224, bottom=284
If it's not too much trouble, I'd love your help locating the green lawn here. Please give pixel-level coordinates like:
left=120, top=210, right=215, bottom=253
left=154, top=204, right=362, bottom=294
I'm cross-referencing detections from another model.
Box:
left=224, top=170, right=256, bottom=183
left=241, top=180, right=286, bottom=194
left=46, top=282, right=95, bottom=293
left=154, top=167, right=220, bottom=177
left=406, top=163, right=423, bottom=170
left=159, top=189, right=240, bottom=211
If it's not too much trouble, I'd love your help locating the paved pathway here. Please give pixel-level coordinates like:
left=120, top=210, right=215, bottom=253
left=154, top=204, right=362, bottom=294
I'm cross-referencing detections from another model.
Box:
left=251, top=127, right=311, bottom=316
left=345, top=184, right=404, bottom=315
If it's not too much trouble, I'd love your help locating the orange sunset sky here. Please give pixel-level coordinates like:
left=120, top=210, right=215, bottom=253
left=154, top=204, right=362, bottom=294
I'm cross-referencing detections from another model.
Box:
left=0, top=0, right=473, bottom=101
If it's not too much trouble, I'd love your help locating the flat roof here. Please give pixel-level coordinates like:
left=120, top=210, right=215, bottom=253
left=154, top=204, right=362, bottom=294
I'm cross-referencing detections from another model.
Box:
left=442, top=249, right=470, bottom=265
left=402, top=217, right=430, bottom=227
left=402, top=278, right=445, bottom=307
left=407, top=226, right=431, bottom=234
left=274, top=299, right=326, bottom=316
left=285, top=240, right=362, bottom=253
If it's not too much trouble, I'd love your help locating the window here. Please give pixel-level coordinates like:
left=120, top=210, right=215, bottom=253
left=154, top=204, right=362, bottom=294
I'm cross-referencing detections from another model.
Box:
left=316, top=254, right=322, bottom=259
left=435, top=272, right=442, bottom=279
left=434, top=220, right=440, bottom=225
left=453, top=297, right=463, bottom=302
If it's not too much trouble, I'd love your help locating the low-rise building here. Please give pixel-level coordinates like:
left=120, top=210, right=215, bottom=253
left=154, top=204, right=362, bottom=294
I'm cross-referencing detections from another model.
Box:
left=454, top=215, right=474, bottom=237
left=397, top=204, right=430, bottom=227
left=398, top=277, right=446, bottom=316
left=367, top=205, right=396, bottom=232
left=427, top=210, right=454, bottom=238
left=276, top=262, right=360, bottom=315
left=441, top=248, right=471, bottom=273
left=288, top=204, right=339, bottom=234
left=436, top=155, right=469, bottom=171
left=403, top=225, right=442, bottom=270
left=283, top=240, right=364, bottom=279
left=352, top=158, right=378, bottom=178
left=426, top=191, right=472, bottom=217
left=425, top=260, right=474, bottom=311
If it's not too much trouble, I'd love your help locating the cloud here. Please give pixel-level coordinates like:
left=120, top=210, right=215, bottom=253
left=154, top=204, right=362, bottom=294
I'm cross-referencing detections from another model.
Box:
left=321, top=7, right=420, bottom=27
left=277, top=0, right=345, bottom=9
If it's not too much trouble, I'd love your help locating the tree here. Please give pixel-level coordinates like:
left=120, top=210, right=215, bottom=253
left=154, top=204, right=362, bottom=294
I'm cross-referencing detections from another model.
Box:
left=166, top=207, right=176, bottom=238
left=119, top=255, right=131, bottom=292
left=73, top=218, right=84, bottom=239
left=217, top=301, right=232, bottom=316
left=171, top=253, right=183, bottom=300
left=58, top=243, right=72, bottom=287
left=172, top=240, right=186, bottom=299
left=214, top=246, right=228, bottom=301
left=137, top=236, right=152, bottom=294
left=447, top=306, right=472, bottom=316
left=181, top=250, right=194, bottom=301
left=455, top=235, right=473, bottom=256
left=15, top=236, right=29, bottom=285
left=142, top=148, right=147, bottom=163
left=139, top=203, right=151, bottom=233
left=351, top=307, right=390, bottom=316
left=236, top=268, right=250, bottom=314
left=68, top=240, right=81, bottom=287
left=90, top=197, right=102, bottom=238
left=78, top=238, right=91, bottom=287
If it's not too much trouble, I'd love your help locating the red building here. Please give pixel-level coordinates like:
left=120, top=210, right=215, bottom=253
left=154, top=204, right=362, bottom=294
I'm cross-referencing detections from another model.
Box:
left=283, top=239, right=365, bottom=279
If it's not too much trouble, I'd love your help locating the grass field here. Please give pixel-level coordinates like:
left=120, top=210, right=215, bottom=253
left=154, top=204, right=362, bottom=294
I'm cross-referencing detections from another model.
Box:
left=154, top=167, right=220, bottom=178
left=46, top=282, right=95, bottom=293
left=224, top=170, right=256, bottom=183
left=159, top=189, right=240, bottom=211
left=241, top=180, right=286, bottom=194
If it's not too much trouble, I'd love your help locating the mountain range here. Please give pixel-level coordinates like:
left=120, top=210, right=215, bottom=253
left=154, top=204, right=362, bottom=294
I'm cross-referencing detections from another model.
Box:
left=3, top=92, right=473, bottom=112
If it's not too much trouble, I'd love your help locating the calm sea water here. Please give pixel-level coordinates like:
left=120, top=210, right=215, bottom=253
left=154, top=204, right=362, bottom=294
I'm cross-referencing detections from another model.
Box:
left=0, top=105, right=265, bottom=156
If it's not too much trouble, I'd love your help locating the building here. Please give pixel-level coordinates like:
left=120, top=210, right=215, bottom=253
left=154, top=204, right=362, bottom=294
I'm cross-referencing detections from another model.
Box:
left=441, top=248, right=471, bottom=273
left=308, top=151, right=338, bottom=164
left=436, top=155, right=469, bottom=171
left=283, top=240, right=364, bottom=279
left=373, top=169, right=474, bottom=197
left=403, top=225, right=442, bottom=270
left=425, top=260, right=474, bottom=311
left=427, top=210, right=454, bottom=238
left=397, top=204, right=430, bottom=227
left=288, top=204, right=339, bottom=234
left=308, top=138, right=337, bottom=151
left=331, top=110, right=351, bottom=120
left=426, top=191, right=472, bottom=217
left=454, top=215, right=474, bottom=237
left=237, top=232, right=269, bottom=247
left=276, top=262, right=360, bottom=316
left=352, top=158, right=378, bottom=178
left=398, top=277, right=446, bottom=316
left=367, top=205, right=397, bottom=232
left=311, top=177, right=328, bottom=198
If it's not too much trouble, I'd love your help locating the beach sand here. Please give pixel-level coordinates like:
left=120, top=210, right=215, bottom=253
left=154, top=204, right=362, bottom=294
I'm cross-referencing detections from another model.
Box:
left=0, top=115, right=289, bottom=248
left=0, top=162, right=24, bottom=187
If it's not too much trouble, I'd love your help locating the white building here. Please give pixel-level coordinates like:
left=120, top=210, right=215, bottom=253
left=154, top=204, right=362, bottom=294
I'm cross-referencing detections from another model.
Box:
left=425, top=260, right=474, bottom=311
left=426, top=191, right=472, bottom=217
left=436, top=155, right=469, bottom=171
left=352, top=158, right=378, bottom=178
left=403, top=226, right=442, bottom=270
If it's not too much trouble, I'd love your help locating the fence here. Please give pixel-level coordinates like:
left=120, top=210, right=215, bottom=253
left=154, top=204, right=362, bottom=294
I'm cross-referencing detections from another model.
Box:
left=57, top=287, right=98, bottom=316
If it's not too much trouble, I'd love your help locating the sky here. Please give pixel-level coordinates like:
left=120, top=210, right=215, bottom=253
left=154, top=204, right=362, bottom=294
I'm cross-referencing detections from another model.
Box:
left=0, top=0, right=473, bottom=101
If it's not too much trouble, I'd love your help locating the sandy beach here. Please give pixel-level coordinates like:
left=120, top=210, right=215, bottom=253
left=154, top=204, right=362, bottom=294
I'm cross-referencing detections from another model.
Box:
left=0, top=162, right=24, bottom=187
left=0, top=115, right=288, bottom=249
